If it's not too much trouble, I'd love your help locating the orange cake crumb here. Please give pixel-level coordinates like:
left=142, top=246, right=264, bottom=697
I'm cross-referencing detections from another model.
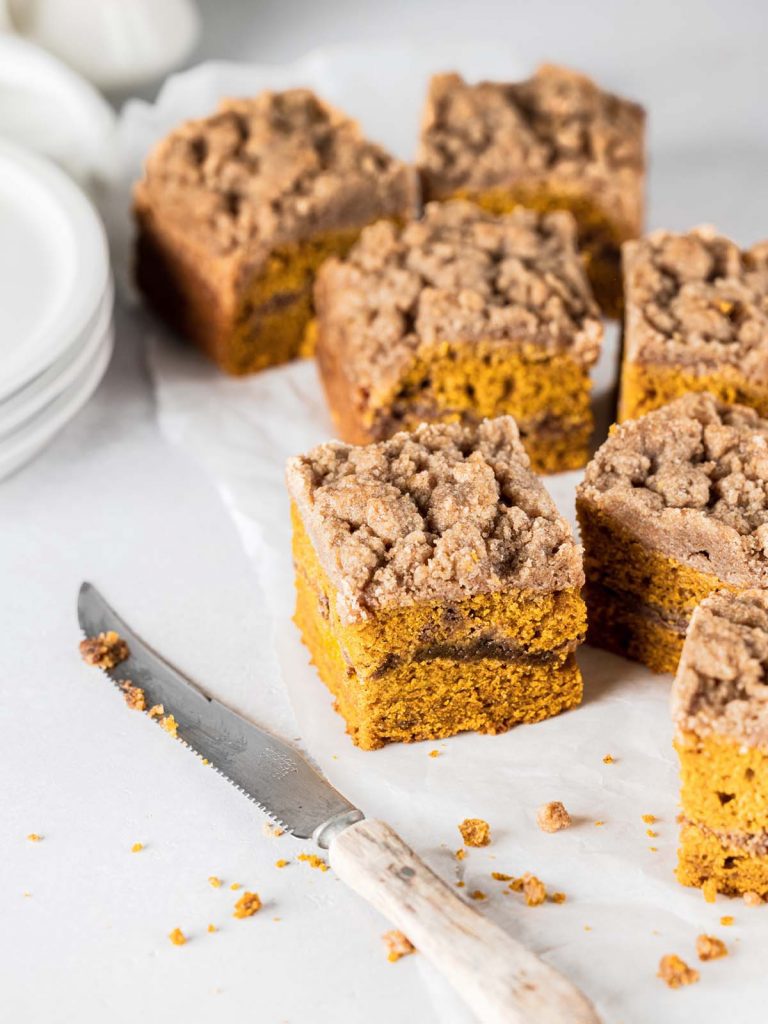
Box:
left=642, top=814, right=657, bottom=825
left=230, top=883, right=241, bottom=891
left=702, top=879, right=718, bottom=904
left=383, top=930, right=416, bottom=962
left=537, top=801, right=572, bottom=833
left=459, top=818, right=491, bottom=847
left=491, top=872, right=513, bottom=882
left=233, top=892, right=262, bottom=918
left=594, top=820, right=605, bottom=827
left=649, top=846, right=658, bottom=852
left=696, top=934, right=727, bottom=961
left=207, top=924, right=217, bottom=933
left=275, top=859, right=289, bottom=868
left=148, top=704, right=164, bottom=719
left=455, top=881, right=465, bottom=888
left=646, top=829, right=658, bottom=837
left=119, top=681, right=146, bottom=711
left=263, top=822, right=285, bottom=838
left=131, top=842, right=144, bottom=853
left=26, top=833, right=43, bottom=842
left=168, top=928, right=187, bottom=946
left=208, top=876, right=222, bottom=888
left=744, top=891, right=762, bottom=907
left=80, top=630, right=129, bottom=669
left=522, top=873, right=547, bottom=906
left=658, top=954, right=699, bottom=989
left=551, top=892, right=567, bottom=904
left=455, top=848, right=466, bottom=861
left=160, top=714, right=178, bottom=737
left=720, top=916, right=734, bottom=926
left=602, top=754, right=615, bottom=764
left=469, top=890, right=487, bottom=901
left=298, top=852, right=329, bottom=871
left=509, top=877, right=524, bottom=892
left=429, top=750, right=440, bottom=758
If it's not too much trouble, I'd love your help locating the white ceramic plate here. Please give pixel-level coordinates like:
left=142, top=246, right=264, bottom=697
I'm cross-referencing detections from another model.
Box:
left=0, top=139, right=110, bottom=401
left=0, top=275, right=114, bottom=437
left=0, top=319, right=113, bottom=480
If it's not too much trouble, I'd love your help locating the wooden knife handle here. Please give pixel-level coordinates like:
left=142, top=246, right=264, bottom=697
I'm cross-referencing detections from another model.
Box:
left=329, top=819, right=600, bottom=1024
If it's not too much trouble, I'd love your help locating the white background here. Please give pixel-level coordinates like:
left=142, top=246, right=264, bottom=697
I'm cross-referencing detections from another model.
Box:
left=3, top=2, right=768, bottom=1023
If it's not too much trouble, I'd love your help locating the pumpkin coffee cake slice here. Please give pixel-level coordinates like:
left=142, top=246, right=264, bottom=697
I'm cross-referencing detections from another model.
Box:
left=286, top=417, right=586, bottom=749
left=673, top=589, right=768, bottom=901
left=576, top=393, right=768, bottom=674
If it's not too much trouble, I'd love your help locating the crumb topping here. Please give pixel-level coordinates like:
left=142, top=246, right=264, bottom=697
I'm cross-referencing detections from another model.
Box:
left=136, top=89, right=415, bottom=264
left=623, top=228, right=768, bottom=374
left=458, top=818, right=491, bottom=847
left=418, top=66, right=644, bottom=230
left=315, top=201, right=602, bottom=399
left=79, top=631, right=129, bottom=669
left=233, top=891, right=262, bottom=918
left=658, top=954, right=699, bottom=988
left=696, top=934, right=728, bottom=961
left=382, top=930, right=416, bottom=962
left=288, top=417, right=583, bottom=622
left=672, top=588, right=768, bottom=749
left=579, top=393, right=768, bottom=586
left=536, top=801, right=572, bottom=833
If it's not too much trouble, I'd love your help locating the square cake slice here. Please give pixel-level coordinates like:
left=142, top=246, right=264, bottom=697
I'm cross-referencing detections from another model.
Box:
left=314, top=201, right=603, bottom=474
left=417, top=65, right=645, bottom=315
left=286, top=417, right=586, bottom=749
left=134, top=89, right=417, bottom=375
left=673, top=589, right=768, bottom=901
left=619, top=227, right=768, bottom=422
left=576, top=392, right=768, bottom=674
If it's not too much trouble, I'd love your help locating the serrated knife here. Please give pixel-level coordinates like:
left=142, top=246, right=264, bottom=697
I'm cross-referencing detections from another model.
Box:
left=78, top=582, right=599, bottom=1024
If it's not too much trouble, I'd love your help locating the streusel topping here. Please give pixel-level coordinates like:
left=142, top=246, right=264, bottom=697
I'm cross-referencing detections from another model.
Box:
left=418, top=65, right=644, bottom=227
left=624, top=227, right=768, bottom=374
left=287, top=417, right=583, bottom=622
left=135, top=89, right=416, bottom=259
left=672, top=588, right=768, bottom=749
left=579, top=393, right=768, bottom=585
left=315, top=201, right=602, bottom=398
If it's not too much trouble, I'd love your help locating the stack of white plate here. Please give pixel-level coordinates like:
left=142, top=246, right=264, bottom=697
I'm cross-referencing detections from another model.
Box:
left=0, top=139, right=113, bottom=481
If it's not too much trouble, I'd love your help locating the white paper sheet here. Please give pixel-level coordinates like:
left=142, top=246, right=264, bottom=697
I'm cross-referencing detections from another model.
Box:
left=115, top=48, right=768, bottom=1022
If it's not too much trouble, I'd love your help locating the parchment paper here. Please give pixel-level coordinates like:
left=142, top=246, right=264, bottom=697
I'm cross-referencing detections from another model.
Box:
left=115, top=47, right=768, bottom=1022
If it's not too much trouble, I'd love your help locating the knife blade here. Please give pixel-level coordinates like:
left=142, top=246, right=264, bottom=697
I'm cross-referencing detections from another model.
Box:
left=77, top=581, right=363, bottom=844
left=77, top=580, right=600, bottom=1024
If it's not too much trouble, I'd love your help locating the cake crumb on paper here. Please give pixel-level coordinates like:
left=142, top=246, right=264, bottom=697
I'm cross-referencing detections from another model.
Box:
left=658, top=954, right=699, bottom=989
left=207, top=924, right=217, bottom=933
left=536, top=801, right=571, bottom=833
left=491, top=872, right=513, bottom=882
left=428, top=749, right=440, bottom=758
left=720, top=915, right=734, bottom=926
left=263, top=822, right=285, bottom=838
left=744, top=891, right=762, bottom=907
left=275, top=859, right=289, bottom=869
left=602, top=754, right=615, bottom=764
left=642, top=814, right=657, bottom=825
left=298, top=852, right=329, bottom=871
left=469, top=890, right=487, bottom=901
left=80, top=631, right=129, bottom=669
left=383, top=930, right=415, bottom=962
left=459, top=818, right=490, bottom=847
left=168, top=928, right=187, bottom=946
left=131, top=842, right=144, bottom=853
left=551, top=892, right=567, bottom=904
left=233, top=892, right=262, bottom=918
left=26, top=833, right=43, bottom=843
left=208, top=876, right=222, bottom=889
left=455, top=848, right=466, bottom=861
left=696, top=934, right=727, bottom=961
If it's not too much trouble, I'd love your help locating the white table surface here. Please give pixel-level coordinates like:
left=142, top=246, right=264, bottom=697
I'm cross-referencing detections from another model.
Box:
left=3, top=3, right=768, bottom=1022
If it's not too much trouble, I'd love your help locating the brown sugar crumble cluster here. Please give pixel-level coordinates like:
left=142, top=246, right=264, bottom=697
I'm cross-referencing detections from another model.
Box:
left=657, top=954, right=699, bottom=989
left=458, top=818, right=491, bottom=847
left=578, top=393, right=768, bottom=674
left=135, top=89, right=416, bottom=376
left=619, top=228, right=768, bottom=422
left=315, top=200, right=602, bottom=472
left=418, top=65, right=645, bottom=313
left=79, top=631, right=129, bottom=669
left=382, top=930, right=416, bottom=962
left=537, top=801, right=572, bottom=833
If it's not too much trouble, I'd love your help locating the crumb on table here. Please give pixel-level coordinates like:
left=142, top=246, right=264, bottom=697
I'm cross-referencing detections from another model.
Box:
left=168, top=928, right=187, bottom=946
left=522, top=873, right=547, bottom=906
left=263, top=821, right=285, bottom=838
left=233, top=892, right=262, bottom=918
left=455, top=848, right=466, bottom=861
left=744, top=891, right=762, bottom=907
left=429, top=750, right=440, bottom=758
left=551, top=892, right=567, bottom=904
left=298, top=852, right=329, bottom=871
left=658, top=954, right=699, bottom=988
left=491, top=871, right=513, bottom=882
left=275, top=859, right=289, bottom=868
left=536, top=801, right=572, bottom=833
left=131, top=842, right=144, bottom=853
left=720, top=915, right=734, bottom=926
left=119, top=681, right=146, bottom=711
left=458, top=818, right=491, bottom=847
left=230, top=882, right=241, bottom=891
left=80, top=630, right=129, bottom=669
left=469, top=890, right=487, bottom=901
left=208, top=876, right=222, bottom=888
left=696, top=934, right=728, bottom=961
left=602, top=754, right=615, bottom=764
left=642, top=814, right=657, bottom=825
left=382, top=930, right=416, bottom=962
left=207, top=923, right=217, bottom=933
left=26, top=833, right=43, bottom=842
